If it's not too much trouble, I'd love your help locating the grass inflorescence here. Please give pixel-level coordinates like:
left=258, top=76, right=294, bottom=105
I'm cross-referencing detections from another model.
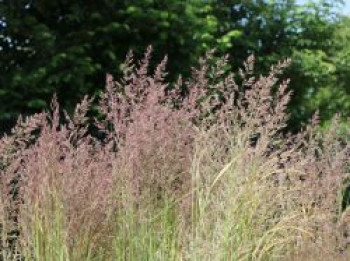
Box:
left=0, top=47, right=349, bottom=260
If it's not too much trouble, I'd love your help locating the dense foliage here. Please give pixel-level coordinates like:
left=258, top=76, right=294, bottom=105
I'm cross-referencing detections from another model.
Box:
left=0, top=0, right=210, bottom=127
left=0, top=0, right=349, bottom=131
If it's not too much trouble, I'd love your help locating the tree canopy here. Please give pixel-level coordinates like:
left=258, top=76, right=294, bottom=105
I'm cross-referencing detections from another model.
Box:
left=0, top=0, right=349, bottom=132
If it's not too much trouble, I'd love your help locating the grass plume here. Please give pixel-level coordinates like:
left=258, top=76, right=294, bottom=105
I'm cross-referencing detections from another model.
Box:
left=0, top=47, right=349, bottom=260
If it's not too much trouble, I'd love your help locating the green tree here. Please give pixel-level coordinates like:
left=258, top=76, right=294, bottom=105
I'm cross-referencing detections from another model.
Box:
left=0, top=0, right=210, bottom=129
left=1, top=0, right=348, bottom=133
left=314, top=15, right=350, bottom=120
left=205, top=0, right=344, bottom=129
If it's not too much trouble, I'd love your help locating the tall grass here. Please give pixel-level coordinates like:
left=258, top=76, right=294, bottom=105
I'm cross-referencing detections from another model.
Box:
left=0, top=47, right=349, bottom=260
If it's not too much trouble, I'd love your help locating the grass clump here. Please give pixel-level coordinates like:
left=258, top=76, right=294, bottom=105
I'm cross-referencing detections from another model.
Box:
left=0, top=47, right=349, bottom=260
